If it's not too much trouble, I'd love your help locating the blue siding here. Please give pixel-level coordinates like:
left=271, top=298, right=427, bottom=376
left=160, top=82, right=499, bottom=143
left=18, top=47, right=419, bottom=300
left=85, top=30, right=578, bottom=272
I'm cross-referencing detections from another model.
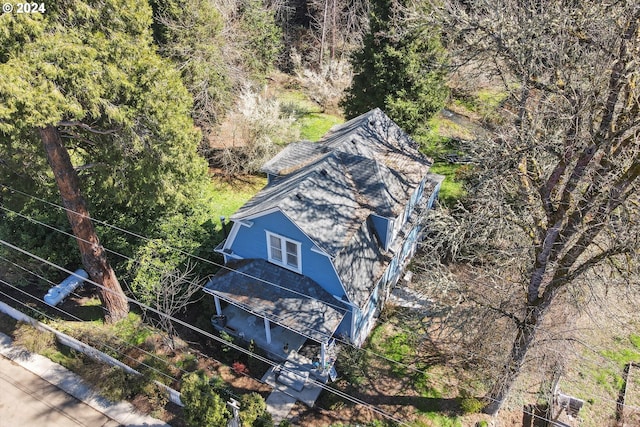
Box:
left=336, top=310, right=352, bottom=339
left=370, top=214, right=390, bottom=248
left=384, top=255, right=401, bottom=288
left=229, top=210, right=346, bottom=298
left=426, top=182, right=441, bottom=210
left=354, top=284, right=379, bottom=344
left=400, top=226, right=420, bottom=264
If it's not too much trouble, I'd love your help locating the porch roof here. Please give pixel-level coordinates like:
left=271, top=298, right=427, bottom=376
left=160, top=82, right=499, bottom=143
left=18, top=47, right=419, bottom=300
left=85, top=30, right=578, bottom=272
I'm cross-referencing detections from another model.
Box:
left=203, top=259, right=348, bottom=343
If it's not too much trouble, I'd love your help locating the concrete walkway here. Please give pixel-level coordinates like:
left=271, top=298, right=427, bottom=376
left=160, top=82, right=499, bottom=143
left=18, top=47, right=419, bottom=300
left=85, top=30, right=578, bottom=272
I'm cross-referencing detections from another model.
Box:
left=0, top=332, right=170, bottom=427
left=265, top=389, right=297, bottom=425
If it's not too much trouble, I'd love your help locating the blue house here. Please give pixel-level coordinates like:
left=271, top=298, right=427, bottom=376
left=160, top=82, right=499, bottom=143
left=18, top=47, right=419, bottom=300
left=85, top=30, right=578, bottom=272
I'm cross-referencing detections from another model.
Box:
left=204, top=109, right=443, bottom=373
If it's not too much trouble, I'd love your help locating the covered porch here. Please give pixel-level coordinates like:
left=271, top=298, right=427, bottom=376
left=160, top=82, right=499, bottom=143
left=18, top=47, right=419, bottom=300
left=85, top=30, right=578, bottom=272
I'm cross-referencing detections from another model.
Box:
left=210, top=303, right=307, bottom=361
left=204, top=259, right=346, bottom=379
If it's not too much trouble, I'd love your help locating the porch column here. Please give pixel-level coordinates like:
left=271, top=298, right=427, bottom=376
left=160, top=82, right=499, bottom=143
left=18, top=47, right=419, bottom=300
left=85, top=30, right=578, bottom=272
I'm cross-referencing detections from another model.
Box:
left=214, top=296, right=222, bottom=316
left=320, top=341, right=327, bottom=370
left=264, top=317, right=272, bottom=344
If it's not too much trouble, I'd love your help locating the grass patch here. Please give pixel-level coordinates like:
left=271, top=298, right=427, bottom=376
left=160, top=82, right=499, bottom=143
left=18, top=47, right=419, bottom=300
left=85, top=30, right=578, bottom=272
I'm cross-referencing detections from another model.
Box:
left=43, top=344, right=79, bottom=368
left=277, top=88, right=344, bottom=141
left=369, top=324, right=414, bottom=375
left=417, top=112, right=476, bottom=206
left=207, top=175, right=266, bottom=221
left=601, top=334, right=640, bottom=365
left=278, top=90, right=321, bottom=114
left=13, top=322, right=56, bottom=354
left=452, top=88, right=508, bottom=122
left=299, top=112, right=343, bottom=141
left=569, top=331, right=640, bottom=426
left=476, top=88, right=508, bottom=110
left=418, top=412, right=462, bottom=427
left=587, top=333, right=640, bottom=395
left=430, top=163, right=467, bottom=206
left=414, top=370, right=443, bottom=399
left=418, top=116, right=456, bottom=159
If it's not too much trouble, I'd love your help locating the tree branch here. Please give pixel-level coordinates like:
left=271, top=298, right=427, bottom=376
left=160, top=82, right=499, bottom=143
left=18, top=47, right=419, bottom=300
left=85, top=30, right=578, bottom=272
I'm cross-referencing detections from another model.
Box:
left=58, top=121, right=120, bottom=135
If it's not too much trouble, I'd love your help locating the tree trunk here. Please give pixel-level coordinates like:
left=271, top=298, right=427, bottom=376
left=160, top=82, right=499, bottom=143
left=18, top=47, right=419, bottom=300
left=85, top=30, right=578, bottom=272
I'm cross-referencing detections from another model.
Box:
left=40, top=125, right=129, bottom=323
left=484, top=301, right=548, bottom=415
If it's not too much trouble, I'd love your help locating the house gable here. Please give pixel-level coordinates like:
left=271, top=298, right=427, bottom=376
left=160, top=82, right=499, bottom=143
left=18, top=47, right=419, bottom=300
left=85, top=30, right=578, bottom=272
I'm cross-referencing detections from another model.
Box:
left=224, top=209, right=348, bottom=299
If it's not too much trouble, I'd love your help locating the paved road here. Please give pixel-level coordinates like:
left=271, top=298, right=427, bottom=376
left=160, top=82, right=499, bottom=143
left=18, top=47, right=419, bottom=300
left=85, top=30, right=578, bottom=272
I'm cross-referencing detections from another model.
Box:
left=0, top=355, right=121, bottom=427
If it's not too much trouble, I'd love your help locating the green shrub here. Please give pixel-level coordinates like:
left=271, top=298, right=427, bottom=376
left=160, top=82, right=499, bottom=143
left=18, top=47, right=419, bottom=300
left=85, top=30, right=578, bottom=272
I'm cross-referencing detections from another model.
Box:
left=141, top=381, right=169, bottom=411
left=239, top=392, right=272, bottom=427
left=181, top=371, right=230, bottom=427
left=136, top=352, right=174, bottom=385
left=418, top=413, right=462, bottom=427
left=177, top=353, right=199, bottom=372
left=336, top=344, right=368, bottom=385
left=459, top=395, right=484, bottom=414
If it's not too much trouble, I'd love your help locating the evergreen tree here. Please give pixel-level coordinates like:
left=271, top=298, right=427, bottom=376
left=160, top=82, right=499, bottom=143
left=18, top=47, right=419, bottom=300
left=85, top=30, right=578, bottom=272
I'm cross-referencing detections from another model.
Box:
left=341, top=0, right=448, bottom=133
left=0, top=1, right=212, bottom=320
left=235, top=0, right=283, bottom=81
left=150, top=0, right=232, bottom=131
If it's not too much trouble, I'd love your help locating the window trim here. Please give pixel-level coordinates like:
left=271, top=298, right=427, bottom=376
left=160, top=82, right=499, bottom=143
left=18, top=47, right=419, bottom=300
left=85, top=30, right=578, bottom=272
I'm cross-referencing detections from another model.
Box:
left=265, top=231, right=302, bottom=273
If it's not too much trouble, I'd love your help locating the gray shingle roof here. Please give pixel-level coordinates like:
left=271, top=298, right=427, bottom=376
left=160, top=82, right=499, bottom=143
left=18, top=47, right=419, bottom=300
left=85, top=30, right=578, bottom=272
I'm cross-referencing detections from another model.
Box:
left=233, top=109, right=435, bottom=309
left=261, top=140, right=323, bottom=176
left=262, top=108, right=431, bottom=200
left=232, top=152, right=366, bottom=256
left=203, top=259, right=347, bottom=343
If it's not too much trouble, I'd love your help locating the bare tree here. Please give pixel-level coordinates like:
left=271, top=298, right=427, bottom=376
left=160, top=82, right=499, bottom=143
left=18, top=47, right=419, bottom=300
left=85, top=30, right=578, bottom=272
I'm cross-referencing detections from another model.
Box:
left=137, top=262, right=203, bottom=350
left=291, top=0, right=369, bottom=66
left=209, top=85, right=299, bottom=177
left=426, top=0, right=640, bottom=415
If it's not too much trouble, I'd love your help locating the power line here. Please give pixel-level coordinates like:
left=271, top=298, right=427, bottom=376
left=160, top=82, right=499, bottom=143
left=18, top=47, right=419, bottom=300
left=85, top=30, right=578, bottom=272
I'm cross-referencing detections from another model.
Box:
left=0, top=254, right=110, bottom=315
left=0, top=238, right=586, bottom=426
left=0, top=200, right=521, bottom=400
left=1, top=187, right=619, bottom=423
left=0, top=203, right=342, bottom=350
left=0, top=278, right=178, bottom=384
left=0, top=200, right=346, bottom=345
left=0, top=277, right=561, bottom=427
left=0, top=261, right=285, bottom=404
left=0, top=238, right=591, bottom=427
left=0, top=199, right=482, bottom=375
left=0, top=238, right=413, bottom=426
left=0, top=185, right=350, bottom=314
left=0, top=200, right=603, bottom=422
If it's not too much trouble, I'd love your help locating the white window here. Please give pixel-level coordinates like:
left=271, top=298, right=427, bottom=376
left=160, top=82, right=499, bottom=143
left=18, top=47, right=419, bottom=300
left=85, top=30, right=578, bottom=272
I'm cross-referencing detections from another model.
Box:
left=266, top=231, right=301, bottom=273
